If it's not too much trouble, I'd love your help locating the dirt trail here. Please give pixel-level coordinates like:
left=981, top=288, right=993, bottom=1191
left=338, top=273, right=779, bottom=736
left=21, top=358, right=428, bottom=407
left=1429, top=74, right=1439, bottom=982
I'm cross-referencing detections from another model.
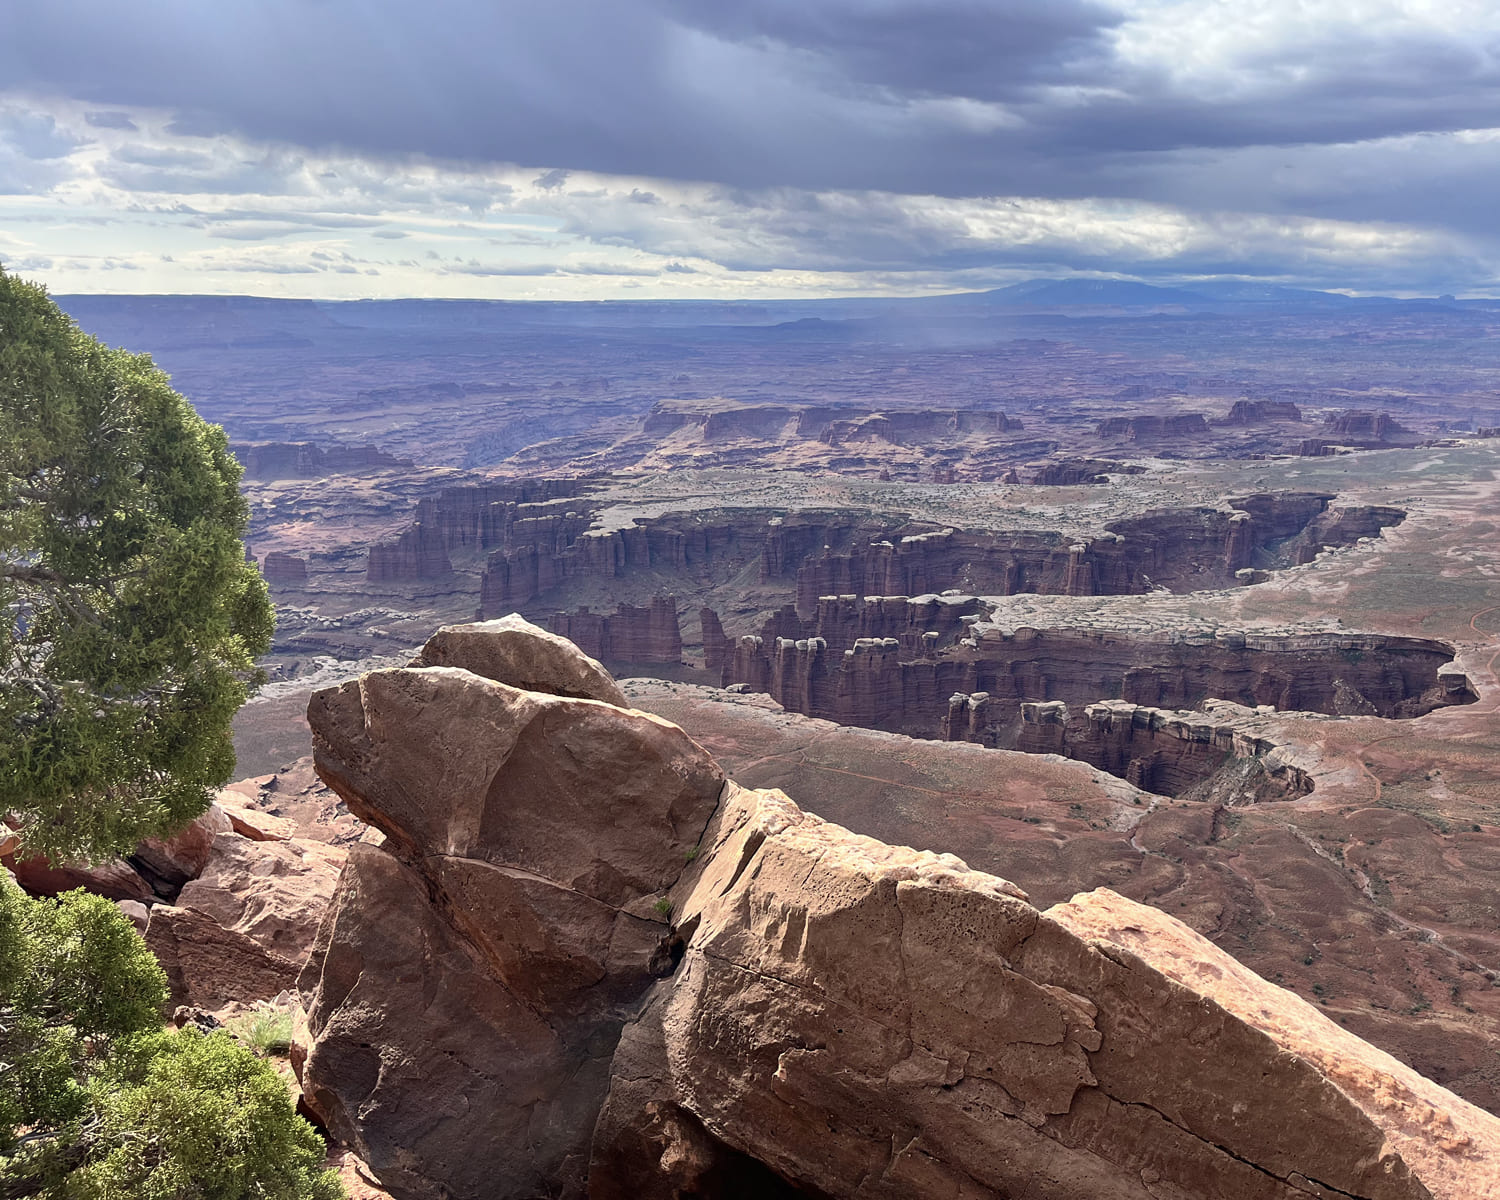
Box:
left=1471, top=604, right=1500, bottom=711
left=756, top=751, right=958, bottom=800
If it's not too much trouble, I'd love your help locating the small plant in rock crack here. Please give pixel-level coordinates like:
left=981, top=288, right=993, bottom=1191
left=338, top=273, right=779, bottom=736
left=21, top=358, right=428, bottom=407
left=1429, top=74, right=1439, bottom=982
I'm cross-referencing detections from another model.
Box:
left=228, top=1008, right=297, bottom=1058
left=683, top=843, right=700, bottom=863
left=652, top=896, right=674, bottom=919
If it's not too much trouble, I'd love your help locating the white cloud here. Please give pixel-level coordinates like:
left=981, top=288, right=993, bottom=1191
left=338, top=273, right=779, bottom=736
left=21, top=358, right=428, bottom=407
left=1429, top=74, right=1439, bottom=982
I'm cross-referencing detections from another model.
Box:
left=0, top=92, right=1495, bottom=298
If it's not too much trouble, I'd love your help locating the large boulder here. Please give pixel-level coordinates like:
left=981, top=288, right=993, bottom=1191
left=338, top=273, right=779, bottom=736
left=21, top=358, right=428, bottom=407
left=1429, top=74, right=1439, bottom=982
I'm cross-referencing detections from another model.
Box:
left=592, top=783, right=1483, bottom=1199
left=146, top=902, right=302, bottom=1011
left=410, top=614, right=627, bottom=706
left=300, top=660, right=724, bottom=1198
left=133, top=803, right=234, bottom=893
left=3, top=852, right=154, bottom=902
left=298, top=624, right=1500, bottom=1200
left=4, top=803, right=233, bottom=902
left=177, top=833, right=345, bottom=967
left=148, top=831, right=346, bottom=1011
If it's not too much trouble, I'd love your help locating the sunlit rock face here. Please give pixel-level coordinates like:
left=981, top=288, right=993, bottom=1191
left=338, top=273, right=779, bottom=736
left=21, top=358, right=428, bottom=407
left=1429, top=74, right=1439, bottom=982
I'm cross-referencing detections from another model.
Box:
left=297, top=619, right=1500, bottom=1200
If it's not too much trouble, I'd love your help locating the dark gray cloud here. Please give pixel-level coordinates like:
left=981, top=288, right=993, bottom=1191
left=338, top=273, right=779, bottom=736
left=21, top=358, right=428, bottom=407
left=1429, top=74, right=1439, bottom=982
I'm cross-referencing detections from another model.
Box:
left=662, top=0, right=1121, bottom=101
left=84, top=110, right=137, bottom=130
left=4, top=0, right=1498, bottom=226
left=5, top=0, right=1500, bottom=294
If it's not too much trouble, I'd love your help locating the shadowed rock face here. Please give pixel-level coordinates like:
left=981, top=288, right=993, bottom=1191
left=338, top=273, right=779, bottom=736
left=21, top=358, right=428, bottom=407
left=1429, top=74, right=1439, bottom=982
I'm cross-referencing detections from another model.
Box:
left=724, top=620, right=1475, bottom=745
left=378, top=480, right=1403, bottom=617
left=549, top=594, right=684, bottom=665
left=298, top=622, right=1500, bottom=1200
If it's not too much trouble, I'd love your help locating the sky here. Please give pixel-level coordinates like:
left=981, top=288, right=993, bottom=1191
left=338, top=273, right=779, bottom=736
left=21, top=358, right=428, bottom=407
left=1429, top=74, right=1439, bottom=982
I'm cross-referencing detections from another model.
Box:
left=2, top=0, right=1498, bottom=299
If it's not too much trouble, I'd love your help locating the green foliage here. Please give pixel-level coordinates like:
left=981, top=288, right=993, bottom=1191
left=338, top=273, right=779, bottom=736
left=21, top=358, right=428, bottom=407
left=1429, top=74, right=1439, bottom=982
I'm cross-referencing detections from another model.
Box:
left=226, top=1008, right=295, bottom=1058
left=0, top=875, right=341, bottom=1199
left=0, top=269, right=274, bottom=862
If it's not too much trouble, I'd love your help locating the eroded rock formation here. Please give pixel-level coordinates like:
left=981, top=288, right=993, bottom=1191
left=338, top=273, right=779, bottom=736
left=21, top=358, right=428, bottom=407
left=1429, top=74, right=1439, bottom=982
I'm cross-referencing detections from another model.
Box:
left=366, top=482, right=1402, bottom=622
left=261, top=550, right=309, bottom=585
left=369, top=479, right=589, bottom=585
left=1016, top=698, right=1314, bottom=798
left=549, top=595, right=684, bottom=664
left=1224, top=400, right=1302, bottom=425
left=787, top=493, right=1398, bottom=611
left=1096, top=413, right=1209, bottom=440
left=1324, top=411, right=1414, bottom=442
left=640, top=403, right=1023, bottom=448
left=724, top=620, right=1475, bottom=744
left=297, top=621, right=1500, bottom=1200
left=232, top=441, right=413, bottom=480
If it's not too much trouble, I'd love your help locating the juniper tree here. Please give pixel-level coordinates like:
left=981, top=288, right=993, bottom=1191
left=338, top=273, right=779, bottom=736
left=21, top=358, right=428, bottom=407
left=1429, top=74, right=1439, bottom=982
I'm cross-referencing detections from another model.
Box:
left=0, top=875, right=341, bottom=1199
left=0, top=269, right=273, bottom=862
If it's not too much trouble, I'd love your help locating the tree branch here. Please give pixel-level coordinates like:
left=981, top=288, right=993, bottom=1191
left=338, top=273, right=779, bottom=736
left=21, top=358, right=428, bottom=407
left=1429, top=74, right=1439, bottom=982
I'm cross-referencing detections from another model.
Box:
left=0, top=565, right=63, bottom=585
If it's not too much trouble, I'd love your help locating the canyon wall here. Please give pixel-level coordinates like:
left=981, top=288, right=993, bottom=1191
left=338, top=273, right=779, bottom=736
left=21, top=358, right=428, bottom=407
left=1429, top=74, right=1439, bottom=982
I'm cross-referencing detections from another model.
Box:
left=232, top=440, right=413, bottom=479
left=788, top=494, right=1399, bottom=612
left=366, top=483, right=1404, bottom=624
left=1015, top=698, right=1314, bottom=798
left=1224, top=400, right=1302, bottom=425
left=366, top=479, right=589, bottom=584
left=260, top=551, right=308, bottom=586
left=642, top=403, right=1023, bottom=447
left=548, top=595, right=684, bottom=664
left=480, top=517, right=756, bottom=612
left=1096, top=413, right=1210, bottom=439
left=724, top=620, right=1476, bottom=742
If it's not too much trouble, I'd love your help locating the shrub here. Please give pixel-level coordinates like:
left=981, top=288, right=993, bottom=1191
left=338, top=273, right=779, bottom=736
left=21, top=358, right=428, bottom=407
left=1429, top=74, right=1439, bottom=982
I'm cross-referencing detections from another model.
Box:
left=0, top=876, right=341, bottom=1199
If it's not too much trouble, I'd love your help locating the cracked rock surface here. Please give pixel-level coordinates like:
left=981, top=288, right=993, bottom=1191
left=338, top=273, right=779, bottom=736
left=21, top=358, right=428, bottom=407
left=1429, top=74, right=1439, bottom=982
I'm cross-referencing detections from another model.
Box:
left=298, top=618, right=1499, bottom=1200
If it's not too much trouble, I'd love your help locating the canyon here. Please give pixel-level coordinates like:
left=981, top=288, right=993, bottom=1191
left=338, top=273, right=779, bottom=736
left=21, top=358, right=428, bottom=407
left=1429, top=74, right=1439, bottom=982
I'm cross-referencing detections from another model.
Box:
left=29, top=291, right=1500, bottom=1197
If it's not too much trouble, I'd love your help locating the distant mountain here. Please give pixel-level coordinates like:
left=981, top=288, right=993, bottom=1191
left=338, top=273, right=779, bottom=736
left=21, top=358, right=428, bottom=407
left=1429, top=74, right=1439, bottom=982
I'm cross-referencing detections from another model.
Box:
left=978, top=279, right=1213, bottom=307
left=1178, top=281, right=1351, bottom=304
left=921, top=277, right=1479, bottom=315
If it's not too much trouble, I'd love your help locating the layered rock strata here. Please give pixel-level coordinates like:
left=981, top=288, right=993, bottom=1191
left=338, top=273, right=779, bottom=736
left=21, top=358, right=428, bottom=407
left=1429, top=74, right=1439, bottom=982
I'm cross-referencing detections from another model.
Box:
left=1224, top=400, right=1302, bottom=425
left=641, top=403, right=1023, bottom=447
left=368, top=483, right=1402, bottom=618
left=261, top=550, right=309, bottom=585
left=788, top=494, right=1401, bottom=610
left=297, top=622, right=1500, bottom=1200
left=1016, top=698, right=1315, bottom=798
left=700, top=606, right=731, bottom=673
left=1096, top=412, right=1209, bottom=439
left=725, top=622, right=1475, bottom=743
left=232, top=441, right=413, bottom=480
left=549, top=595, right=684, bottom=664
left=367, top=479, right=588, bottom=584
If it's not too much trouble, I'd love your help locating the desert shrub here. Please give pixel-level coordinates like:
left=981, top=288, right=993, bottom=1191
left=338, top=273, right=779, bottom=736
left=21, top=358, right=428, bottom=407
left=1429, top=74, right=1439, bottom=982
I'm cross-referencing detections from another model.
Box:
left=0, top=876, right=341, bottom=1199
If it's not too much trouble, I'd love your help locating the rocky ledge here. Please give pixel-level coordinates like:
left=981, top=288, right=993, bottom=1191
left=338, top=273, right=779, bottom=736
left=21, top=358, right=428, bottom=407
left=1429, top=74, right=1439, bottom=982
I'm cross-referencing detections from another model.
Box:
left=296, top=618, right=1500, bottom=1200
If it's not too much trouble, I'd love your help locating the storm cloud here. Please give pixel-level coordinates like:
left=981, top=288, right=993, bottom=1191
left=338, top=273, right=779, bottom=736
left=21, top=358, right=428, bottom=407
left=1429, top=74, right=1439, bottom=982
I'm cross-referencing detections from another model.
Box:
left=2, top=0, right=1499, bottom=295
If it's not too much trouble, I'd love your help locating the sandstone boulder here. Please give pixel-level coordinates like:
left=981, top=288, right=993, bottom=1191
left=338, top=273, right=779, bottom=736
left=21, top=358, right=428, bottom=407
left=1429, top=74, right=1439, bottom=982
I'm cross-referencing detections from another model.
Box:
left=176, top=832, right=345, bottom=967
left=301, top=662, right=723, bottom=1198
left=595, top=783, right=1477, bottom=1199
left=1050, top=888, right=1500, bottom=1200
left=410, top=613, right=627, bottom=705
left=144, top=828, right=346, bottom=1011
left=147, top=902, right=302, bottom=1011
left=4, top=804, right=231, bottom=902
left=216, top=800, right=297, bottom=842
left=297, top=627, right=1500, bottom=1200
left=133, top=803, right=233, bottom=892
left=116, top=899, right=149, bottom=932
left=3, top=852, right=154, bottom=902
